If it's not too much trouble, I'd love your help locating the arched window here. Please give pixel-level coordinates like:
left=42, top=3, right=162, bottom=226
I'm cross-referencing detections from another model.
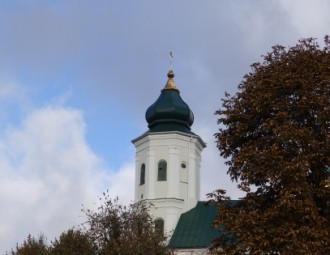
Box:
left=154, top=218, right=164, bottom=236
left=140, top=164, right=145, bottom=185
left=157, top=160, right=167, bottom=181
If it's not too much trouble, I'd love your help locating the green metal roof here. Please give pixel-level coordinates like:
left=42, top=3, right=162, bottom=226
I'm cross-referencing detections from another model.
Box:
left=167, top=201, right=219, bottom=249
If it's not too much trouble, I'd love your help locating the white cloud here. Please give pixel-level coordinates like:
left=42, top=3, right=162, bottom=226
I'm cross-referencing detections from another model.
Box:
left=278, top=0, right=330, bottom=38
left=106, top=162, right=136, bottom=205
left=0, top=106, right=134, bottom=253
left=195, top=124, right=245, bottom=201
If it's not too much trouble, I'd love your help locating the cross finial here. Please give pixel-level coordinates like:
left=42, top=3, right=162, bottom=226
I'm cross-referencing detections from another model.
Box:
left=169, top=51, right=174, bottom=70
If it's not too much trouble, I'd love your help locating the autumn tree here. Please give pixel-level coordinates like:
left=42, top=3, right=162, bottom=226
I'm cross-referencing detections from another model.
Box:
left=7, top=234, right=50, bottom=255
left=50, top=229, right=94, bottom=255
left=82, top=191, right=171, bottom=255
left=7, top=230, right=92, bottom=255
left=8, top=192, right=171, bottom=255
left=209, top=37, right=330, bottom=254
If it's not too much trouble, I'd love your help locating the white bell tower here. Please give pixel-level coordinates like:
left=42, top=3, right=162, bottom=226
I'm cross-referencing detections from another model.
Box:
left=132, top=70, right=206, bottom=235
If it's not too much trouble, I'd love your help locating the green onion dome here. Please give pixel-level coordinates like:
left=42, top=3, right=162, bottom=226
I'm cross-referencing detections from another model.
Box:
left=146, top=70, right=194, bottom=133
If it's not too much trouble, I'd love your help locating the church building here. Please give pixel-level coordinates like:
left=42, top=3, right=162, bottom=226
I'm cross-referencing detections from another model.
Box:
left=132, top=69, right=219, bottom=254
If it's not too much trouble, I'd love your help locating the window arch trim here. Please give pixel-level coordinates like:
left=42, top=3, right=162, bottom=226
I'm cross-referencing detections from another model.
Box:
left=157, top=160, right=167, bottom=181
left=154, top=218, right=164, bottom=236
left=140, top=163, right=145, bottom=185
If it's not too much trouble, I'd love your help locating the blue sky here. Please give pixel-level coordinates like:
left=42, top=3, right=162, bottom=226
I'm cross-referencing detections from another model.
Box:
left=0, top=0, right=330, bottom=253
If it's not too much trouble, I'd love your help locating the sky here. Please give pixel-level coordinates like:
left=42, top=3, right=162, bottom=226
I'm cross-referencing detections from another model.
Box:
left=0, top=0, right=329, bottom=253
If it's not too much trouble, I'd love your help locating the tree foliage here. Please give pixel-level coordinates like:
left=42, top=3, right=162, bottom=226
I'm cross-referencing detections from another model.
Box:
left=8, top=230, right=92, bottom=255
left=209, top=37, right=330, bottom=254
left=7, top=234, right=50, bottom=255
left=8, top=192, right=171, bottom=255
left=51, top=229, right=94, bottom=255
left=82, top=192, right=171, bottom=255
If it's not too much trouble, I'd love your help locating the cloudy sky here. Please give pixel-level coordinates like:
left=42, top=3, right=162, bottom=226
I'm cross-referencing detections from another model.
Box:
left=0, top=0, right=329, bottom=252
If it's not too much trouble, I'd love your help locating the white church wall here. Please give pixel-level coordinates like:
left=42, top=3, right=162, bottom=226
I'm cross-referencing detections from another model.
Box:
left=132, top=131, right=205, bottom=236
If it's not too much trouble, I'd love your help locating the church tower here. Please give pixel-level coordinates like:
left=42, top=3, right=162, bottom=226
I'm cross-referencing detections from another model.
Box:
left=132, top=69, right=206, bottom=235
